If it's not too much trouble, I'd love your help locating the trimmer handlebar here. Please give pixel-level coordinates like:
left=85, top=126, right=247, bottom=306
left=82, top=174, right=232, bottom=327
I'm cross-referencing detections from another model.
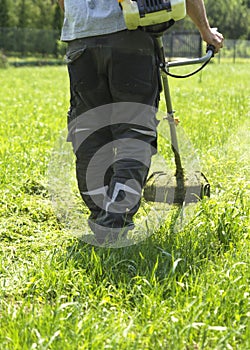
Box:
left=167, top=45, right=215, bottom=68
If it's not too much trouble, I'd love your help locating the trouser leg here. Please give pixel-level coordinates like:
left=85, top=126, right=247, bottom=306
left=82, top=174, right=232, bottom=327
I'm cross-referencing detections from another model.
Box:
left=66, top=30, right=161, bottom=232
left=67, top=46, right=114, bottom=219
left=75, top=127, right=114, bottom=220
left=94, top=30, right=160, bottom=229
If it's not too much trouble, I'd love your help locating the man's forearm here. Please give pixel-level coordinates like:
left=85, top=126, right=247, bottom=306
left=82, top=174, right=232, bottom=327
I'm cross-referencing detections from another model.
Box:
left=186, top=0, right=224, bottom=52
left=186, top=0, right=210, bottom=37
left=58, top=0, right=64, bottom=11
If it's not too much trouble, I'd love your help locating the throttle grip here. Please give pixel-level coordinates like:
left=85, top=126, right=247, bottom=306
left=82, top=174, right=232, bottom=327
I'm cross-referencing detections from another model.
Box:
left=206, top=45, right=215, bottom=57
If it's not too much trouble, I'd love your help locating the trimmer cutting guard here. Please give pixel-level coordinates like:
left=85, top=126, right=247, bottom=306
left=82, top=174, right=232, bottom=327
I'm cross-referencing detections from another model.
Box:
left=144, top=170, right=210, bottom=204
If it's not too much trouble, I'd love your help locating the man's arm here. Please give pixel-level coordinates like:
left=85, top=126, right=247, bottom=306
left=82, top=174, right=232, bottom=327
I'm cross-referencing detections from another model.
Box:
left=186, top=0, right=224, bottom=53
left=58, top=0, right=64, bottom=12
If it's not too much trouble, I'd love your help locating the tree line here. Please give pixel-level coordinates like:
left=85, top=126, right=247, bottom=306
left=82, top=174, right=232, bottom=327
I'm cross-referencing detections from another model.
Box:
left=1, top=0, right=249, bottom=38
left=0, top=0, right=62, bottom=31
left=0, top=0, right=63, bottom=56
left=0, top=0, right=249, bottom=57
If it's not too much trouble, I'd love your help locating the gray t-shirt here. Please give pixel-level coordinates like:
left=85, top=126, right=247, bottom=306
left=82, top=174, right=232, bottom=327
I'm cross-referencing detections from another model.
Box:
left=61, top=0, right=127, bottom=41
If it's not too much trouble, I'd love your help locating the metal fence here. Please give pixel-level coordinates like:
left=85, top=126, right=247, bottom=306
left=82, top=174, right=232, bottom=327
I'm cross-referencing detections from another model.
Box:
left=0, top=27, right=249, bottom=63
left=163, top=32, right=250, bottom=62
left=216, top=39, right=250, bottom=63
left=163, top=31, right=202, bottom=58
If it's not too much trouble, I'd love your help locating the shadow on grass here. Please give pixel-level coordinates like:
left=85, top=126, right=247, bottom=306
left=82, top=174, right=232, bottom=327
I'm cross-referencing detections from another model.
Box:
left=58, top=207, right=206, bottom=287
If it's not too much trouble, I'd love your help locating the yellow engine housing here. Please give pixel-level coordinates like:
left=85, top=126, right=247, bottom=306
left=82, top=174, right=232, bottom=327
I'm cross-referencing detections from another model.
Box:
left=119, top=0, right=186, bottom=30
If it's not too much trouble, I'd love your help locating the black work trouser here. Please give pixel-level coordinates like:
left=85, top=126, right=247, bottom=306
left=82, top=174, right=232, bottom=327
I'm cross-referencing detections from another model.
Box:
left=66, top=29, right=161, bottom=229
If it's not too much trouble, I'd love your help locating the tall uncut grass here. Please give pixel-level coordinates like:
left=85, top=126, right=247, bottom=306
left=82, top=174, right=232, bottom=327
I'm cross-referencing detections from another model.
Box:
left=0, top=61, right=249, bottom=349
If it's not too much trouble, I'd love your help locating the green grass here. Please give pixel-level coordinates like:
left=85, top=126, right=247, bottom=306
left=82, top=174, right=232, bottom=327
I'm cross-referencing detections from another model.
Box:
left=0, top=62, right=249, bottom=350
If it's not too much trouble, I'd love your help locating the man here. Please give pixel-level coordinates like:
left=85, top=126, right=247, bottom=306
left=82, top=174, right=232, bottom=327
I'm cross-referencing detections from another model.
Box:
left=58, top=0, right=223, bottom=243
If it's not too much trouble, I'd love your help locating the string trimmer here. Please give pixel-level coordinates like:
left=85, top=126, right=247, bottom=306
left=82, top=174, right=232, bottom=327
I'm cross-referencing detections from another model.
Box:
left=143, top=37, right=214, bottom=204
left=119, top=0, right=214, bottom=205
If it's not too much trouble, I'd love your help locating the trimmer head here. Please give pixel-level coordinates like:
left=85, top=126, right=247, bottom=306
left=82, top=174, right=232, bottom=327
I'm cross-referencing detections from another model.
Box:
left=143, top=170, right=210, bottom=204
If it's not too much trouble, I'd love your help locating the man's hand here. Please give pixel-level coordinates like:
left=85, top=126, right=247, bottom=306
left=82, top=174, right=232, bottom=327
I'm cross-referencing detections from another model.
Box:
left=201, top=27, right=224, bottom=54
left=186, top=0, right=224, bottom=53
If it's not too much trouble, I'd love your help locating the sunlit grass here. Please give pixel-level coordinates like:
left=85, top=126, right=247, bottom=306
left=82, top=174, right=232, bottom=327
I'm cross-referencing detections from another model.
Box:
left=0, top=62, right=249, bottom=349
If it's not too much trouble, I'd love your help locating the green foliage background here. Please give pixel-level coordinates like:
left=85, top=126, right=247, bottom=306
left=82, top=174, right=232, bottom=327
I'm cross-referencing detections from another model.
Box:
left=0, top=0, right=249, bottom=39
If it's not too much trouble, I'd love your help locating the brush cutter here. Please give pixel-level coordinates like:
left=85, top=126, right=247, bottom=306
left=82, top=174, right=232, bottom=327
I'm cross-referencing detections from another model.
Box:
left=118, top=0, right=214, bottom=205
left=143, top=36, right=214, bottom=205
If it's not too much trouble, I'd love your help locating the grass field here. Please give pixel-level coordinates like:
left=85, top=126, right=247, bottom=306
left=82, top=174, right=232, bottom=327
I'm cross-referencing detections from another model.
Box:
left=0, top=62, right=249, bottom=349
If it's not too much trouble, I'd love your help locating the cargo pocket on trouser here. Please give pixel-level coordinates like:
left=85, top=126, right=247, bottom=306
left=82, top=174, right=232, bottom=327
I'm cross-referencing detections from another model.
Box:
left=65, top=47, right=87, bottom=64
left=110, top=49, right=159, bottom=105
left=66, top=46, right=88, bottom=143
left=109, top=46, right=160, bottom=152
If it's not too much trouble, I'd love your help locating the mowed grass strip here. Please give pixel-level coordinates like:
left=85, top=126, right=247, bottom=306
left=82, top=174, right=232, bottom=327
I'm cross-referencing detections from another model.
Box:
left=0, top=63, right=249, bottom=350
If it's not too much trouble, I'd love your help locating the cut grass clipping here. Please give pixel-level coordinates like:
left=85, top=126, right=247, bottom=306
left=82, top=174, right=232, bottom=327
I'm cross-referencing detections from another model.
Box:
left=0, top=63, right=249, bottom=349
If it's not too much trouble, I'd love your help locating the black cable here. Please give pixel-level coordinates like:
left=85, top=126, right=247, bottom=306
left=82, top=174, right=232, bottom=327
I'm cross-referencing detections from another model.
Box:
left=162, top=58, right=211, bottom=79
left=161, top=45, right=215, bottom=79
